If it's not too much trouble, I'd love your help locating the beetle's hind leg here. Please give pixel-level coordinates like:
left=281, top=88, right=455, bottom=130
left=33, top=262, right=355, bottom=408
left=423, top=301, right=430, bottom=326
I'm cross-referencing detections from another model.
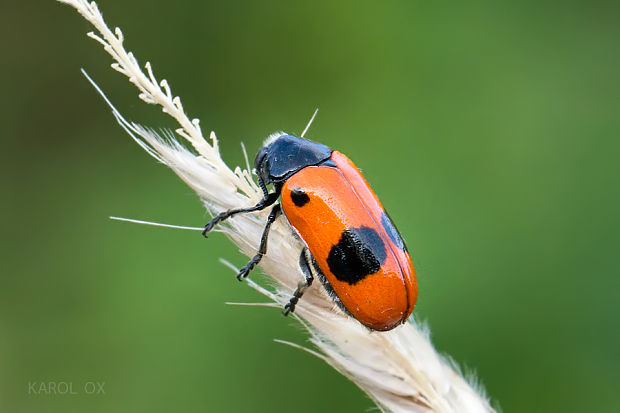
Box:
left=236, top=204, right=282, bottom=280
left=283, top=248, right=315, bottom=316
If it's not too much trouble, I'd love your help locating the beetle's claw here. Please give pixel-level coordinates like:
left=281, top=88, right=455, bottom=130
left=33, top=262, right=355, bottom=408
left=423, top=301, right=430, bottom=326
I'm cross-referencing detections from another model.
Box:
left=282, top=302, right=295, bottom=316
left=236, top=266, right=251, bottom=281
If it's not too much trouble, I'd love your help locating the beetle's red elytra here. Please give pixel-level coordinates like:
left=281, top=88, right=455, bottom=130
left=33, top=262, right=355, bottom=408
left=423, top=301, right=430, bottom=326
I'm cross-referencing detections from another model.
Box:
left=202, top=134, right=417, bottom=331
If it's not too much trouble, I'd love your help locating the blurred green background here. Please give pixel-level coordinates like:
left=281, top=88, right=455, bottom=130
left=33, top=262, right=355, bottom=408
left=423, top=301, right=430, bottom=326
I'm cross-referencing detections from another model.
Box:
left=2, top=0, right=618, bottom=412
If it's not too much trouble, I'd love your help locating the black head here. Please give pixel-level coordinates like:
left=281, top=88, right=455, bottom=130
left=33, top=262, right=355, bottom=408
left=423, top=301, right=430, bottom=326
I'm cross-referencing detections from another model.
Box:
left=254, top=135, right=333, bottom=183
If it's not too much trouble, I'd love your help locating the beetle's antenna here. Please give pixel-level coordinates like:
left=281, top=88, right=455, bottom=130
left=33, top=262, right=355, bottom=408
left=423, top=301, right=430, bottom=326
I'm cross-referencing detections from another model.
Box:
left=300, top=108, right=319, bottom=138
left=110, top=216, right=204, bottom=231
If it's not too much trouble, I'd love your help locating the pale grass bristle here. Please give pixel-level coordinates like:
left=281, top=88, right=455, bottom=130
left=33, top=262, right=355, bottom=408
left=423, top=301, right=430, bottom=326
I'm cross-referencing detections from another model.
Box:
left=58, top=1, right=496, bottom=411
left=109, top=216, right=205, bottom=231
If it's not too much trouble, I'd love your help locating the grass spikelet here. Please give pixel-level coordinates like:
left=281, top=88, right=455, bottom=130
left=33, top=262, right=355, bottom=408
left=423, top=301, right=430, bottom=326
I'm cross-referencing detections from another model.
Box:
left=58, top=1, right=496, bottom=411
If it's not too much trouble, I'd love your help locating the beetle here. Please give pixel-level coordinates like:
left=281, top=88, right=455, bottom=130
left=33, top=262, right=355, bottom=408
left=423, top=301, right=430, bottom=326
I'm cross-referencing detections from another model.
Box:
left=202, top=134, right=417, bottom=331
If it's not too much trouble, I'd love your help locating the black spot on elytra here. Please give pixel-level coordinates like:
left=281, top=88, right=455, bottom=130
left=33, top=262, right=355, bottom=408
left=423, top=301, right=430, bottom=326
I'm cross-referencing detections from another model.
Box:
left=290, top=188, right=310, bottom=207
left=381, top=212, right=405, bottom=250
left=327, top=226, right=386, bottom=285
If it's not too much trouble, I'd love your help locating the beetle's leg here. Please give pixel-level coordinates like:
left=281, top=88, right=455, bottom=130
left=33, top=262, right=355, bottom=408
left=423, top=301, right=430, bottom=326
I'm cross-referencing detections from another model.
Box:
left=236, top=204, right=282, bottom=280
left=283, top=248, right=315, bottom=316
left=202, top=178, right=279, bottom=237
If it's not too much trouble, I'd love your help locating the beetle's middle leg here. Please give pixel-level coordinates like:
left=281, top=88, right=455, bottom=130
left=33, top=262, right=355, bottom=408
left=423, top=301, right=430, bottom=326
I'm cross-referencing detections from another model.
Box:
left=236, top=204, right=281, bottom=280
left=283, top=247, right=315, bottom=316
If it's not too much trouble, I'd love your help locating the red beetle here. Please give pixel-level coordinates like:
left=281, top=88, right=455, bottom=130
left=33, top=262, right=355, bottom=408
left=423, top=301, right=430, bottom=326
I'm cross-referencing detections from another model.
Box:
left=202, top=134, right=417, bottom=331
